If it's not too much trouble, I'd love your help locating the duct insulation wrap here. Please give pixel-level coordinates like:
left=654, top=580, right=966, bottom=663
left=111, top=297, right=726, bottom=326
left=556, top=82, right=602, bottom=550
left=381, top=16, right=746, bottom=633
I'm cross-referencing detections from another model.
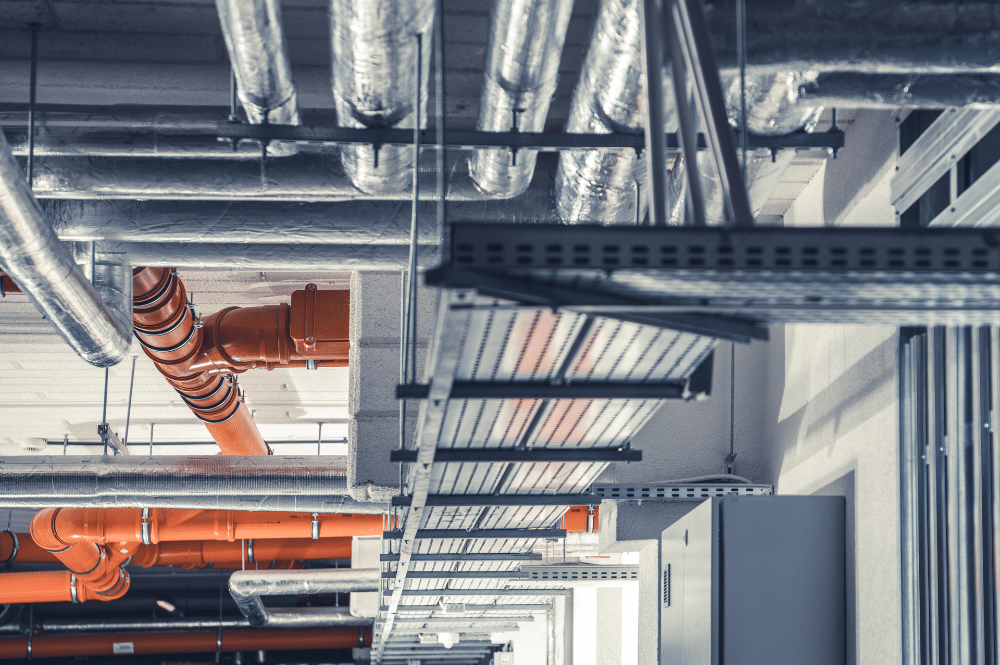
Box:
left=215, top=0, right=301, bottom=157
left=86, top=240, right=441, bottom=271
left=229, top=568, right=380, bottom=626
left=725, top=72, right=822, bottom=137
left=0, top=130, right=131, bottom=367
left=555, top=0, right=643, bottom=224
left=555, top=0, right=686, bottom=224
left=28, top=153, right=558, bottom=204
left=0, top=456, right=350, bottom=499
left=469, top=0, right=574, bottom=197
left=330, top=0, right=434, bottom=195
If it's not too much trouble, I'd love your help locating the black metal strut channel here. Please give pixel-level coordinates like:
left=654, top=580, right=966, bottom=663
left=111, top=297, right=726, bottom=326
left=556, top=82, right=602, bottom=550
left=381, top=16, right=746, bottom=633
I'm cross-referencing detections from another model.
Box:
left=216, top=122, right=844, bottom=153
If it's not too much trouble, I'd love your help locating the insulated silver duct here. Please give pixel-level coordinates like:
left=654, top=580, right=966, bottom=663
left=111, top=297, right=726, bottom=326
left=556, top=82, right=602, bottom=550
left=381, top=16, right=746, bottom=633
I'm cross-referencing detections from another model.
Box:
left=0, top=456, right=349, bottom=499
left=88, top=240, right=441, bottom=271
left=216, top=0, right=301, bottom=156
left=28, top=153, right=556, bottom=205
left=40, top=195, right=559, bottom=248
left=725, top=72, right=822, bottom=137
left=555, top=0, right=647, bottom=224
left=229, top=568, right=380, bottom=627
left=0, top=130, right=131, bottom=368
left=330, top=0, right=434, bottom=195
left=469, top=0, right=574, bottom=197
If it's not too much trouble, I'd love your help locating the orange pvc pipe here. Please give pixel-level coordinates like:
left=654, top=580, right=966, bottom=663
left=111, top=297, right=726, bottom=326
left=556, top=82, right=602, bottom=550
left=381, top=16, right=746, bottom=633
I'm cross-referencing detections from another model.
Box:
left=0, top=627, right=370, bottom=659
left=132, top=267, right=349, bottom=455
left=0, top=571, right=73, bottom=604
left=44, top=508, right=382, bottom=545
left=7, top=533, right=352, bottom=568
left=564, top=505, right=599, bottom=533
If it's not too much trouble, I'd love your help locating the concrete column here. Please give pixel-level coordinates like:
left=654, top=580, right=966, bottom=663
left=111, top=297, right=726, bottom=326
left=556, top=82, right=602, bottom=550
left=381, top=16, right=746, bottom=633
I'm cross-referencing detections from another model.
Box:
left=596, top=587, right=622, bottom=665
left=348, top=271, right=438, bottom=502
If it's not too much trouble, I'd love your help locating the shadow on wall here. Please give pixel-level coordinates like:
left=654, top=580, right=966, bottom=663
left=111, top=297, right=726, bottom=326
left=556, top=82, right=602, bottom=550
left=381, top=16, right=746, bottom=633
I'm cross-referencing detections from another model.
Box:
left=771, top=330, right=896, bottom=479
left=823, top=109, right=898, bottom=227
left=814, top=469, right=858, bottom=665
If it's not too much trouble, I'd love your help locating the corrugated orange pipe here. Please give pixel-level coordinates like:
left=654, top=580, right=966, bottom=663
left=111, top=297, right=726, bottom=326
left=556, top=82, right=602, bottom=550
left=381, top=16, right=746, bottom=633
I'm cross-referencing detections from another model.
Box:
left=0, top=626, right=370, bottom=659
left=564, top=505, right=599, bottom=532
left=132, top=268, right=349, bottom=455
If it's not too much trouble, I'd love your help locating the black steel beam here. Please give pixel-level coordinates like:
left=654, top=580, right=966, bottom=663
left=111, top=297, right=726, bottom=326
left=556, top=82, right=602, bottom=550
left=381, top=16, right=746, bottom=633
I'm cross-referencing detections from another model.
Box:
left=382, top=529, right=565, bottom=540
left=396, top=379, right=687, bottom=400
left=390, top=448, right=642, bottom=463
left=392, top=494, right=593, bottom=507
left=441, top=223, right=1000, bottom=274
left=216, top=122, right=843, bottom=153
left=431, top=268, right=768, bottom=343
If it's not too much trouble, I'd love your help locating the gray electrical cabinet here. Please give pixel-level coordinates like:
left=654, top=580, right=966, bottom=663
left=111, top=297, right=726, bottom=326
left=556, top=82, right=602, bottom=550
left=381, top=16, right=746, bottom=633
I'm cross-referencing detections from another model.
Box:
left=660, top=495, right=846, bottom=665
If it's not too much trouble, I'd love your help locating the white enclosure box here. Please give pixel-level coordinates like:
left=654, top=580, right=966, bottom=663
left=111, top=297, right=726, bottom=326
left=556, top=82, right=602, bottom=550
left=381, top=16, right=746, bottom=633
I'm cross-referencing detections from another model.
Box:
left=661, top=495, right=846, bottom=665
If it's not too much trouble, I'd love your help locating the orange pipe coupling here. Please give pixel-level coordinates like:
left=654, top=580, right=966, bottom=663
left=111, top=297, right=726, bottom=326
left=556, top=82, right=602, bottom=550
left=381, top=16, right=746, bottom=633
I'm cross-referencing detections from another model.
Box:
left=0, top=627, right=370, bottom=659
left=132, top=268, right=349, bottom=456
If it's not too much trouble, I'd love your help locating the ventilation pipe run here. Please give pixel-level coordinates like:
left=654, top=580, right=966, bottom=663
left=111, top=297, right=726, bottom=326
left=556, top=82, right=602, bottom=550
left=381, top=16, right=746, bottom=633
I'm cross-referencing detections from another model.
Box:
left=229, top=568, right=380, bottom=627
left=554, top=0, right=685, bottom=224
left=0, top=129, right=131, bottom=367
left=132, top=268, right=349, bottom=455
left=330, top=0, right=434, bottom=195
left=2, top=532, right=354, bottom=568
left=9, top=508, right=384, bottom=605
left=469, top=0, right=574, bottom=197
left=215, top=0, right=301, bottom=155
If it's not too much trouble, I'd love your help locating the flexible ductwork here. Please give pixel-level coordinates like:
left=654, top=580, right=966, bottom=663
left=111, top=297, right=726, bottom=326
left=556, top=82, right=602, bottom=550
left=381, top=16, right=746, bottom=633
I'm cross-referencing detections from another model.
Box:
left=229, top=568, right=379, bottom=627
left=0, top=129, right=131, bottom=367
left=0, top=626, right=371, bottom=659
left=469, top=0, right=574, bottom=197
left=215, top=0, right=300, bottom=131
left=555, top=0, right=647, bottom=224
left=330, top=0, right=434, bottom=195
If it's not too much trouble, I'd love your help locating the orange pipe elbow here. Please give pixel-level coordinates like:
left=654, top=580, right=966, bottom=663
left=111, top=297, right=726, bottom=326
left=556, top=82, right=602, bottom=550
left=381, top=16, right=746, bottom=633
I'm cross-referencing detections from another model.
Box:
left=132, top=268, right=350, bottom=456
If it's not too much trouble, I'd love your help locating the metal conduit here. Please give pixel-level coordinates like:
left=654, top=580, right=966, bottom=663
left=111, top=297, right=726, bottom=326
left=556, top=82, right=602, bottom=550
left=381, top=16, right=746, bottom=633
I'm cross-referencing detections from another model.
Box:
left=0, top=494, right=386, bottom=513
left=0, top=129, right=131, bottom=367
left=469, top=0, right=574, bottom=197
left=330, top=0, right=434, bottom=195
left=229, top=568, right=380, bottom=627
